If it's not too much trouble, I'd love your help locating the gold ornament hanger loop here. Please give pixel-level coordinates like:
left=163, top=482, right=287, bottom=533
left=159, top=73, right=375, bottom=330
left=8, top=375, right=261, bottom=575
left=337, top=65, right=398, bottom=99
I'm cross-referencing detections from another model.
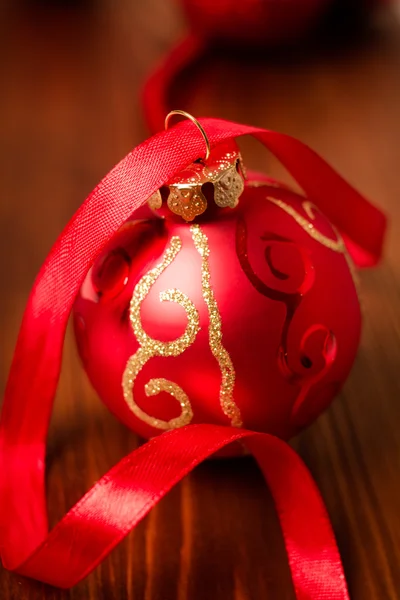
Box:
left=165, top=110, right=211, bottom=162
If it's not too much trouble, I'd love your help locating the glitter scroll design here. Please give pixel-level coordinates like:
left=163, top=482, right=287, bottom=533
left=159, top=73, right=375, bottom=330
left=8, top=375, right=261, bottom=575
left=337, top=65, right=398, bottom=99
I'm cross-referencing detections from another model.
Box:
left=191, top=224, right=242, bottom=428
left=123, top=227, right=241, bottom=431
left=267, top=197, right=358, bottom=289
left=268, top=197, right=346, bottom=252
left=122, top=237, right=199, bottom=430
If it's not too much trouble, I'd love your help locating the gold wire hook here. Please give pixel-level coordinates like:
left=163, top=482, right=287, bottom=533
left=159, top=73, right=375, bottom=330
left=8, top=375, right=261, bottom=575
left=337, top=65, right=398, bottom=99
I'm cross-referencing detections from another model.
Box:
left=165, top=110, right=211, bottom=162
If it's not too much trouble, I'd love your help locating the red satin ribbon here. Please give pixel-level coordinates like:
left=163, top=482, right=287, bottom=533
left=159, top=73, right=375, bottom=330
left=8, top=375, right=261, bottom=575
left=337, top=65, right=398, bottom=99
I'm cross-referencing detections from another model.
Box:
left=0, top=118, right=385, bottom=594
left=3, top=425, right=349, bottom=599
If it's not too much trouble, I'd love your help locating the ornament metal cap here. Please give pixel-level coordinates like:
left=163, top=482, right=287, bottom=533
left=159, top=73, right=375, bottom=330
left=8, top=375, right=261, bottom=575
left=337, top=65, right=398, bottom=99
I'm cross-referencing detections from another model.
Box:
left=148, top=111, right=246, bottom=222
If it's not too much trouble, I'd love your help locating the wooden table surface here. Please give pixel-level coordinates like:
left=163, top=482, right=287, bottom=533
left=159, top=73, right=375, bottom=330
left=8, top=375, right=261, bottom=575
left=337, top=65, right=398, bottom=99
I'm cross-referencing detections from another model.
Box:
left=1, top=1, right=400, bottom=598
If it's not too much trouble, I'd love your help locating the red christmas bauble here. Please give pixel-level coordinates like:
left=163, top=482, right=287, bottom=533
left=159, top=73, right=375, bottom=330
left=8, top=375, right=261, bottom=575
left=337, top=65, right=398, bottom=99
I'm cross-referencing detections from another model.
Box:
left=180, top=0, right=331, bottom=45
left=74, top=140, right=361, bottom=442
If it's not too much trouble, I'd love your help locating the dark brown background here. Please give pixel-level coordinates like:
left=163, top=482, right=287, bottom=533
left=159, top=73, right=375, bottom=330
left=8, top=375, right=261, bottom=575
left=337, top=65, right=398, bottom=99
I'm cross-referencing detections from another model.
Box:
left=0, top=0, right=400, bottom=598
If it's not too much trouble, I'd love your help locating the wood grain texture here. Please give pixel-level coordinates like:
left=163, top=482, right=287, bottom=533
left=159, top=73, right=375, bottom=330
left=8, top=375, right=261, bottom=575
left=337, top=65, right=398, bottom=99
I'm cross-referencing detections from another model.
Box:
left=0, top=0, right=400, bottom=598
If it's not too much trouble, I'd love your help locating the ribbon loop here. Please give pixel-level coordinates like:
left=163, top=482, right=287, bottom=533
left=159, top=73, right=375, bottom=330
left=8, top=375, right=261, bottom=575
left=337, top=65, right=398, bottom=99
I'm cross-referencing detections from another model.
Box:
left=5, top=425, right=350, bottom=599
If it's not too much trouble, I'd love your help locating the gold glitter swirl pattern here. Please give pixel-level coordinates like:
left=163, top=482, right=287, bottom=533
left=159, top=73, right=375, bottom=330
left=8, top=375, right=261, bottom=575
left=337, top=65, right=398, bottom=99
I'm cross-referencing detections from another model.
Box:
left=268, top=197, right=344, bottom=251
left=122, top=237, right=199, bottom=430
left=267, top=196, right=359, bottom=290
left=190, top=224, right=242, bottom=428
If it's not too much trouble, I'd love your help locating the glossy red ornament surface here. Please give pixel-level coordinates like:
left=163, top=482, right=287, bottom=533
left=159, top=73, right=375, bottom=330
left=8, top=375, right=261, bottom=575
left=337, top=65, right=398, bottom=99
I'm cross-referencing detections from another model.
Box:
left=74, top=177, right=361, bottom=442
left=181, top=0, right=331, bottom=45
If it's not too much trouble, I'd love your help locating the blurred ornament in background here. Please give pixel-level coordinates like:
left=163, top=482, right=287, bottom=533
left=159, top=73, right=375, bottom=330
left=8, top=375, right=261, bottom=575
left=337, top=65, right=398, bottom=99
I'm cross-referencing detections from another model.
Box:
left=143, top=0, right=393, bottom=133
left=181, top=0, right=391, bottom=46
left=180, top=0, right=331, bottom=46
